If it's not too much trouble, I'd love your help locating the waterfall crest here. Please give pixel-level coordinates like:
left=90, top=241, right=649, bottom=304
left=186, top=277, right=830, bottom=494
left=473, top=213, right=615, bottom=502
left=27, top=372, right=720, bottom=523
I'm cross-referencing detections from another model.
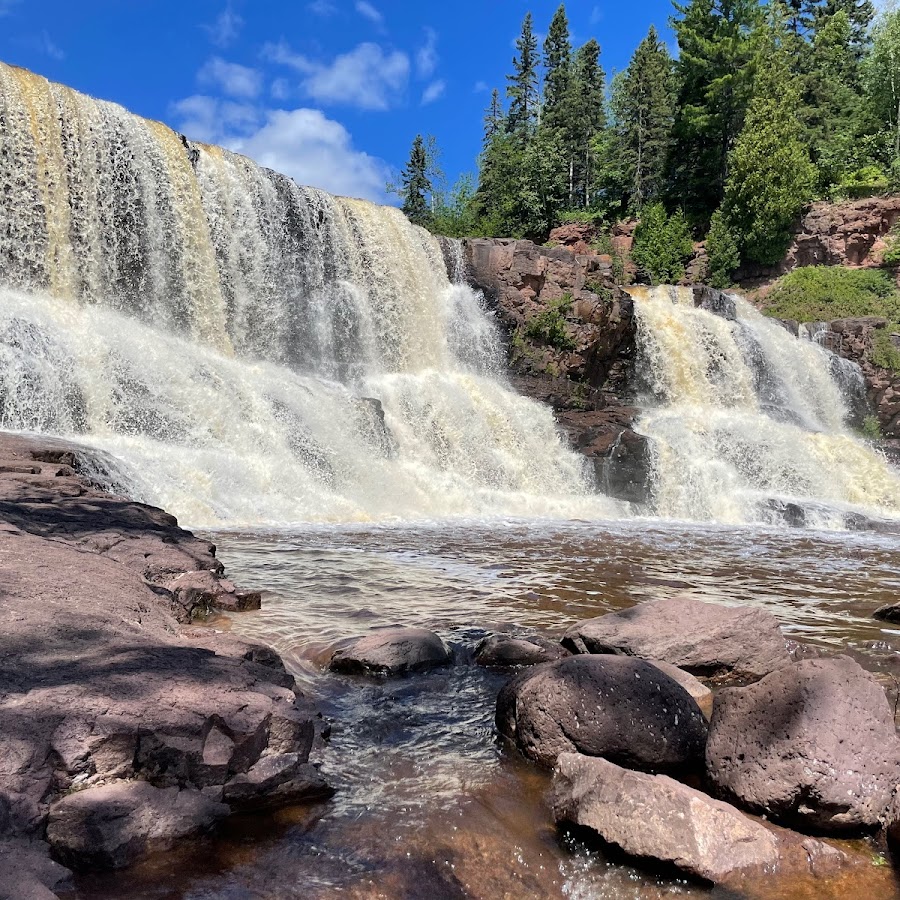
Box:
left=630, top=286, right=900, bottom=526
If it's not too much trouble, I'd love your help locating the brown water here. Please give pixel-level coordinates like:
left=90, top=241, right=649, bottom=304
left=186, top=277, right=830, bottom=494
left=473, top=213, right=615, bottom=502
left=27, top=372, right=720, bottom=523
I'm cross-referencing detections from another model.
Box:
left=73, top=518, right=900, bottom=899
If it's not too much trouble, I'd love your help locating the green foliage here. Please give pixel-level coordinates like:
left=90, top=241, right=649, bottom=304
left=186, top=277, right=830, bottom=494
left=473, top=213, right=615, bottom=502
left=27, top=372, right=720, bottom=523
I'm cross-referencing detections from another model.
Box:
left=723, top=10, right=817, bottom=265
left=399, top=134, right=432, bottom=227
left=861, top=414, right=883, bottom=439
left=631, top=203, right=694, bottom=284
left=763, top=266, right=900, bottom=321
left=557, top=209, right=604, bottom=225
left=705, top=209, right=741, bottom=288
left=864, top=7, right=900, bottom=160
left=872, top=327, right=900, bottom=371
left=430, top=174, right=480, bottom=238
left=836, top=164, right=889, bottom=198
left=542, top=5, right=572, bottom=133
left=524, top=294, right=576, bottom=350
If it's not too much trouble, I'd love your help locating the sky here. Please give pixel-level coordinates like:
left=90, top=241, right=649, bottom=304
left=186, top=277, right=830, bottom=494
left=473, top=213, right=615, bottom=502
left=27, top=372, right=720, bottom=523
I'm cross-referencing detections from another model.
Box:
left=0, top=0, right=676, bottom=203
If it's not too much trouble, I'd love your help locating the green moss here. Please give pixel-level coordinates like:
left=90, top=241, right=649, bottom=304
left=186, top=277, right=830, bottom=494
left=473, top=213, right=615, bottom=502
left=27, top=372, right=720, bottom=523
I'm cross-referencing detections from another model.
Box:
left=763, top=267, right=900, bottom=323
left=524, top=294, right=577, bottom=351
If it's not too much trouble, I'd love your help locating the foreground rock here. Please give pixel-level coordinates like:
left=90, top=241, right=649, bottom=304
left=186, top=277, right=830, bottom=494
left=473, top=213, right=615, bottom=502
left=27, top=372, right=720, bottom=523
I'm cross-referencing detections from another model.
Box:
left=646, top=661, right=714, bottom=719
left=563, top=596, right=790, bottom=680
left=496, top=655, right=708, bottom=770
left=0, top=434, right=328, bottom=887
left=706, top=657, right=900, bottom=834
left=551, top=753, right=779, bottom=883
left=46, top=782, right=228, bottom=870
left=474, top=633, right=570, bottom=668
left=327, top=627, right=451, bottom=677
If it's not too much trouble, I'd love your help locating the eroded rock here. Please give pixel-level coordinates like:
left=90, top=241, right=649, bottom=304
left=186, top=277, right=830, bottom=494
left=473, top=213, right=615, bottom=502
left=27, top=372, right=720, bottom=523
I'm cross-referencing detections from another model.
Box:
left=563, top=596, right=790, bottom=680
left=495, top=654, right=708, bottom=770
left=706, top=656, right=900, bottom=834
left=328, top=627, right=451, bottom=677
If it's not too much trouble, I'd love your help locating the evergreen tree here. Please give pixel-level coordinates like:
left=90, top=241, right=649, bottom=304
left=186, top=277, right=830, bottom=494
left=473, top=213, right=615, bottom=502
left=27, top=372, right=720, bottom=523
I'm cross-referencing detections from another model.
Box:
left=543, top=5, right=573, bottom=132
left=705, top=208, right=741, bottom=287
left=815, top=0, right=874, bottom=59
left=613, top=25, right=676, bottom=211
left=483, top=88, right=505, bottom=145
left=723, top=12, right=817, bottom=265
left=400, top=134, right=432, bottom=227
left=631, top=203, right=694, bottom=284
left=566, top=38, right=607, bottom=207
left=668, top=0, right=763, bottom=224
left=507, top=12, right=539, bottom=136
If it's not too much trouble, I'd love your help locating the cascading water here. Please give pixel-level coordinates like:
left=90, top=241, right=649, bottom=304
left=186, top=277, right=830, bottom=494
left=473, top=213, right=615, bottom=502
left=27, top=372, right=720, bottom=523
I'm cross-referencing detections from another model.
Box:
left=0, top=61, right=606, bottom=525
left=630, top=285, right=900, bottom=526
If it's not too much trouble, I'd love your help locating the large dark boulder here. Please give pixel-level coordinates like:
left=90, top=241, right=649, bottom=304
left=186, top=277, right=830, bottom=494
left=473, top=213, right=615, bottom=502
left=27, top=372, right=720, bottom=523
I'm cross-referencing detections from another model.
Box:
left=495, top=654, right=708, bottom=770
left=327, top=627, right=451, bottom=677
left=647, top=660, right=714, bottom=720
left=46, top=782, right=228, bottom=870
left=474, top=633, right=570, bottom=668
left=562, top=596, right=790, bottom=680
left=551, top=753, right=779, bottom=883
left=706, top=657, right=900, bottom=834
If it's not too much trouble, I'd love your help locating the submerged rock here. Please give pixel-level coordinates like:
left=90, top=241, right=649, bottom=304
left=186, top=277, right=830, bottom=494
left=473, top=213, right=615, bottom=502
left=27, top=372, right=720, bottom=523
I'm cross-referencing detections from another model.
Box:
left=473, top=633, right=569, bottom=668
left=551, top=753, right=779, bottom=883
left=873, top=602, right=900, bottom=624
left=706, top=657, right=900, bottom=834
left=46, top=782, right=228, bottom=870
left=562, top=596, right=790, bottom=680
left=327, top=627, right=451, bottom=677
left=495, top=654, right=708, bottom=770
left=222, top=753, right=333, bottom=812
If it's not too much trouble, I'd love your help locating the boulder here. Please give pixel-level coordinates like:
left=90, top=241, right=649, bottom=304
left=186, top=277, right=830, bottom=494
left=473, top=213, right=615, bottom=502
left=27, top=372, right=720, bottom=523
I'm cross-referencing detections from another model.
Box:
left=495, top=654, right=708, bottom=770
left=551, top=753, right=779, bottom=883
left=0, top=839, right=71, bottom=900
left=873, top=602, right=900, bottom=624
left=705, top=657, right=900, bottom=834
left=646, top=660, right=714, bottom=720
left=328, top=627, right=451, bottom=677
left=474, top=634, right=569, bottom=668
left=222, top=753, right=333, bottom=812
left=46, top=781, right=228, bottom=870
left=562, top=596, right=790, bottom=680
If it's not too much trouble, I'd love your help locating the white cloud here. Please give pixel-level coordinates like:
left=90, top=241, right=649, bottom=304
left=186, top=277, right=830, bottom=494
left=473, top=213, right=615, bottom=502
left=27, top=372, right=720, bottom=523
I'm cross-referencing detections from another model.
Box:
left=40, top=30, right=64, bottom=60
left=231, top=109, right=391, bottom=201
left=473, top=80, right=489, bottom=93
left=171, top=95, right=261, bottom=145
left=198, top=57, right=263, bottom=99
left=590, top=5, right=603, bottom=25
left=308, top=0, right=337, bottom=14
left=263, top=41, right=409, bottom=110
left=204, top=5, right=243, bottom=48
left=416, top=27, right=438, bottom=78
left=421, top=79, right=445, bottom=105
left=355, top=1, right=384, bottom=26
left=271, top=78, right=291, bottom=100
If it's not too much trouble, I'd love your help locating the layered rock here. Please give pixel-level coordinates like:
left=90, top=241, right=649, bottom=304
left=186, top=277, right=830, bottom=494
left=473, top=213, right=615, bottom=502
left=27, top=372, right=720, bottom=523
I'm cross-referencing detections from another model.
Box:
left=458, top=238, right=648, bottom=503
left=495, top=654, right=708, bottom=770
left=705, top=656, right=900, bottom=834
left=0, top=433, right=329, bottom=885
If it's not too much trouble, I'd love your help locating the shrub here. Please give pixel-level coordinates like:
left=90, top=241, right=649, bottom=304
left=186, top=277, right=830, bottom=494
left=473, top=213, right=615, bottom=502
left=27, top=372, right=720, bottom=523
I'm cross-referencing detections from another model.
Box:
left=836, top=165, right=889, bottom=200
left=631, top=203, right=694, bottom=285
left=524, top=295, right=576, bottom=351
left=557, top=209, right=605, bottom=226
left=861, top=415, right=883, bottom=440
left=763, top=267, right=900, bottom=323
left=872, top=327, right=900, bottom=372
left=705, top=209, right=741, bottom=289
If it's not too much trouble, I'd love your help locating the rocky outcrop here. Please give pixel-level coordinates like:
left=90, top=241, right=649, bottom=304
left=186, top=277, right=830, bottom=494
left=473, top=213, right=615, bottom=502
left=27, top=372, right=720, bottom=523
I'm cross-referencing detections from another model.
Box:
left=551, top=753, right=779, bottom=883
left=327, top=627, right=451, bottom=677
left=459, top=238, right=648, bottom=504
left=562, top=596, right=791, bottom=680
left=495, top=654, right=708, bottom=770
left=0, top=433, right=329, bottom=886
left=706, top=657, right=900, bottom=834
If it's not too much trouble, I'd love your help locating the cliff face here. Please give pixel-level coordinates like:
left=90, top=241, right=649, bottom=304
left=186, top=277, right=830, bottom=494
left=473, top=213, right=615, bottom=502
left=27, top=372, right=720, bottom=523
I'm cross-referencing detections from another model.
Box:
left=459, top=238, right=651, bottom=503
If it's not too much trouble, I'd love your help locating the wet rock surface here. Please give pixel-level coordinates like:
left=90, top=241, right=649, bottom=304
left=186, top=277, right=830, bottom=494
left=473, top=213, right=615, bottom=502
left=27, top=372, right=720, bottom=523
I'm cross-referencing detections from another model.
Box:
left=327, top=627, right=451, bottom=677
left=0, top=433, right=326, bottom=889
left=495, top=654, right=708, bottom=770
left=551, top=753, right=780, bottom=883
left=563, top=596, right=790, bottom=680
left=473, top=633, right=570, bottom=668
left=706, top=656, right=900, bottom=834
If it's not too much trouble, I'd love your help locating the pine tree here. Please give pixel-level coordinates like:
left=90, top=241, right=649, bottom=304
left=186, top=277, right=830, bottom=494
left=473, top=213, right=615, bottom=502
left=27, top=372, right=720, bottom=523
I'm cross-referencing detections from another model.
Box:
left=507, top=12, right=539, bottom=136
left=543, top=5, right=573, bottom=132
left=668, top=0, right=763, bottom=224
left=723, top=11, right=817, bottom=265
left=483, top=89, right=505, bottom=145
left=613, top=25, right=676, bottom=211
left=815, top=0, right=874, bottom=59
left=400, top=134, right=432, bottom=227
left=566, top=38, right=607, bottom=207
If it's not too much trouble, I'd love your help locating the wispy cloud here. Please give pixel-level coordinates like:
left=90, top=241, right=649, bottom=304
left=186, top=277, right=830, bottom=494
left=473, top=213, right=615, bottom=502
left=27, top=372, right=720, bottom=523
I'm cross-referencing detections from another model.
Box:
left=308, top=0, right=337, bottom=15
left=171, top=95, right=261, bottom=144
left=38, top=30, right=64, bottom=60
left=421, top=79, right=445, bottom=105
left=198, top=57, right=263, bottom=99
left=263, top=40, right=409, bottom=110
left=0, top=0, right=21, bottom=17
left=355, top=1, right=384, bottom=26
left=590, top=5, right=604, bottom=25
left=473, top=80, right=489, bottom=93
left=416, top=27, right=438, bottom=78
left=204, top=4, right=243, bottom=48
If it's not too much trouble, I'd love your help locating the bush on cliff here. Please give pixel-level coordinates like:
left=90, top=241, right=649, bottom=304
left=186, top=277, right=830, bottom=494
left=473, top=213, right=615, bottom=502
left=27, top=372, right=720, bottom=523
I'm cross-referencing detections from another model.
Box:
left=763, top=267, right=900, bottom=323
left=631, top=203, right=693, bottom=285
left=524, top=295, right=576, bottom=350
left=704, top=210, right=741, bottom=289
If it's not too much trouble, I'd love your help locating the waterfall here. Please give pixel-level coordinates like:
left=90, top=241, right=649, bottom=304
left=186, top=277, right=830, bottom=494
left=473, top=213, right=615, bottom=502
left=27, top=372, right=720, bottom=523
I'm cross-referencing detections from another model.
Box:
left=0, top=62, right=608, bottom=525
left=630, top=286, right=900, bottom=526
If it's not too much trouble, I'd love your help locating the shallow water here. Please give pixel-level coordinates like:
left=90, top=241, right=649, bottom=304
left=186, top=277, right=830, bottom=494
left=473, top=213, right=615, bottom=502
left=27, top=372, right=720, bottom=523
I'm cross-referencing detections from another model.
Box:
left=73, top=518, right=900, bottom=899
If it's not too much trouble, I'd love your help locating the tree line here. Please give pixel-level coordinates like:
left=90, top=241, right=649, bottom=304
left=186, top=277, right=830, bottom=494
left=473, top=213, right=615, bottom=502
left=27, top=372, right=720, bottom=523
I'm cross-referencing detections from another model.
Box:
left=397, top=0, right=900, bottom=285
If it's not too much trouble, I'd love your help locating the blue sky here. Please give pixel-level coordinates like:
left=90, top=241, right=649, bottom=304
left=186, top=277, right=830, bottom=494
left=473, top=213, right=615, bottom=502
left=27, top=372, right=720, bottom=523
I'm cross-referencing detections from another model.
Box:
left=0, top=0, right=676, bottom=202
